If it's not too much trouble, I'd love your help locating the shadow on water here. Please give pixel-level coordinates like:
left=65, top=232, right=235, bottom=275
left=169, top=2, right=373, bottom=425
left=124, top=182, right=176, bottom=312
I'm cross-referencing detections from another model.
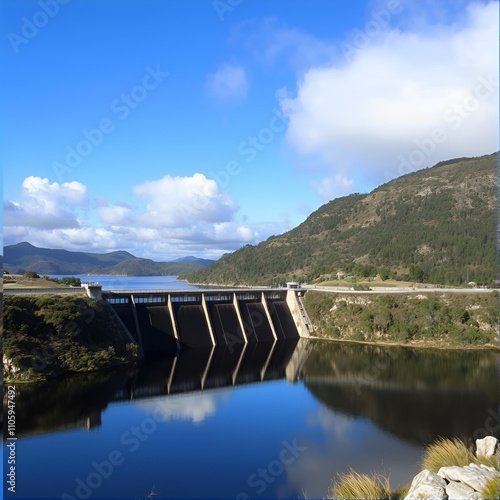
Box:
left=5, top=338, right=499, bottom=446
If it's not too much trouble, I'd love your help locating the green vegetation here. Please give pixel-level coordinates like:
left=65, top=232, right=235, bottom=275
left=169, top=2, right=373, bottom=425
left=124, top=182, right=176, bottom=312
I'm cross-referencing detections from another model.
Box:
left=422, top=437, right=498, bottom=472
left=188, top=154, right=497, bottom=286
left=330, top=469, right=409, bottom=500
left=4, top=241, right=206, bottom=276
left=303, top=291, right=499, bottom=347
left=23, top=270, right=39, bottom=279
left=482, top=477, right=500, bottom=500
left=3, top=294, right=141, bottom=382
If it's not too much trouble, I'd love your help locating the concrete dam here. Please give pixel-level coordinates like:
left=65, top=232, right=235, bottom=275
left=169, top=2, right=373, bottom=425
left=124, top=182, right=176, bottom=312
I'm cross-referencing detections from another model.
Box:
left=101, top=286, right=312, bottom=353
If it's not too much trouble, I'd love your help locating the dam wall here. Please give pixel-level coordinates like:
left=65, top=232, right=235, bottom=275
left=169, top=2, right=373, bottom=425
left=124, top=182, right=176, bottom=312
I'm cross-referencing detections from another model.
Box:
left=104, top=288, right=310, bottom=353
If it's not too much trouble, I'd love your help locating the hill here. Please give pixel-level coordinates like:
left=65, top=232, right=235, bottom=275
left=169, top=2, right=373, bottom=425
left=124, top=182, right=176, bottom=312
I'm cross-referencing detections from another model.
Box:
left=3, top=242, right=207, bottom=276
left=173, top=256, right=216, bottom=266
left=188, top=153, right=497, bottom=286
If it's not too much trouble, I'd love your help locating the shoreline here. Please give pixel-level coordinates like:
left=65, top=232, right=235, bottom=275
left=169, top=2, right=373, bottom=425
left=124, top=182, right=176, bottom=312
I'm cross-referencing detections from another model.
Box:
left=307, top=335, right=500, bottom=351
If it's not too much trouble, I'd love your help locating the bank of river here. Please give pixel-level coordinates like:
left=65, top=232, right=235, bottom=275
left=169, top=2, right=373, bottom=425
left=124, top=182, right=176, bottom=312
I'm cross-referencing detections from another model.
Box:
left=303, top=290, right=500, bottom=349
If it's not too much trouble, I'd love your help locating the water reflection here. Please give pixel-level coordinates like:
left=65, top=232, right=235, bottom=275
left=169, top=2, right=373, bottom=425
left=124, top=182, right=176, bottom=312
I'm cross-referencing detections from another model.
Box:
left=7, top=339, right=498, bottom=446
left=6, top=339, right=307, bottom=438
left=4, top=339, right=499, bottom=499
left=302, top=341, right=500, bottom=444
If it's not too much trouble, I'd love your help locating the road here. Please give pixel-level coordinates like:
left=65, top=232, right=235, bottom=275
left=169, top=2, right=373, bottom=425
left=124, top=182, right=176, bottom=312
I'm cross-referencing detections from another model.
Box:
left=302, top=285, right=493, bottom=294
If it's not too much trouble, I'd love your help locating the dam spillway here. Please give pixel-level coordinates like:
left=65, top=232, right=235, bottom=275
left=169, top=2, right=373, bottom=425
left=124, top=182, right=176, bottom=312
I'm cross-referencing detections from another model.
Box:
left=103, top=287, right=311, bottom=353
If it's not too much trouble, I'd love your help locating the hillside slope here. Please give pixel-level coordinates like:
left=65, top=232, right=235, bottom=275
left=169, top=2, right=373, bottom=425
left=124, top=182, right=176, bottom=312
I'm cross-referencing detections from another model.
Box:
left=4, top=242, right=205, bottom=276
left=188, top=154, right=497, bottom=286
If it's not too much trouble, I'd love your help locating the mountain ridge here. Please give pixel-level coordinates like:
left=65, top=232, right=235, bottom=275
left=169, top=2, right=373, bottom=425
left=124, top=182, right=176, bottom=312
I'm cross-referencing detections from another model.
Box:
left=186, top=153, right=498, bottom=286
left=3, top=243, right=212, bottom=276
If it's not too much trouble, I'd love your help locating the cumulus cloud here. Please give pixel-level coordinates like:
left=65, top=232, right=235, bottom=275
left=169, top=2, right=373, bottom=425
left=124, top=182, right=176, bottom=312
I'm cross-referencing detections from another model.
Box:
left=280, top=1, right=499, bottom=199
left=3, top=173, right=286, bottom=259
left=4, top=176, right=87, bottom=230
left=206, top=63, right=249, bottom=102
left=133, top=173, right=238, bottom=226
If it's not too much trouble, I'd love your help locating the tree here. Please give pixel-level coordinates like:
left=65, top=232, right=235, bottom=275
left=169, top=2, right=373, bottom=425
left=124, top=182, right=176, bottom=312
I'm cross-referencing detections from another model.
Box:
left=61, top=277, right=81, bottom=287
left=379, top=268, right=390, bottom=281
left=23, top=271, right=39, bottom=279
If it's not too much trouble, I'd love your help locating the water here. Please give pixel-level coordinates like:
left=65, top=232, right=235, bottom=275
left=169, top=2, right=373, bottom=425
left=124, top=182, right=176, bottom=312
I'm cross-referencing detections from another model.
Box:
left=4, top=277, right=500, bottom=498
left=4, top=340, right=499, bottom=499
left=49, top=274, right=201, bottom=291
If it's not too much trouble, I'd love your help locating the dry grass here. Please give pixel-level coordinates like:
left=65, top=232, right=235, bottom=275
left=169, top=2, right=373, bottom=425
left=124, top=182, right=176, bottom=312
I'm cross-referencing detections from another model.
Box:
left=330, top=468, right=409, bottom=499
left=422, top=437, right=498, bottom=473
left=481, top=476, right=500, bottom=500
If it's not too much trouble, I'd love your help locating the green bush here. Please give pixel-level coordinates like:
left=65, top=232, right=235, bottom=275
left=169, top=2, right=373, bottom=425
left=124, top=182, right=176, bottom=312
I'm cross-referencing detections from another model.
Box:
left=23, top=270, right=40, bottom=278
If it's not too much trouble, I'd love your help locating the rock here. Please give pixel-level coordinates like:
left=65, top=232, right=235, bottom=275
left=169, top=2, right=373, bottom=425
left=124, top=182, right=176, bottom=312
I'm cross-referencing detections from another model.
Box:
left=405, top=469, right=448, bottom=500
left=476, top=436, right=498, bottom=458
left=438, top=465, right=497, bottom=493
left=479, top=464, right=496, bottom=472
left=445, top=480, right=480, bottom=500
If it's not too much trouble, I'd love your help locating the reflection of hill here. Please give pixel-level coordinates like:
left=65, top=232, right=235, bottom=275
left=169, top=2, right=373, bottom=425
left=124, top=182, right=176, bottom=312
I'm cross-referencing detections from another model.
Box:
left=8, top=339, right=306, bottom=439
left=302, top=341, right=500, bottom=444
left=5, top=370, right=132, bottom=438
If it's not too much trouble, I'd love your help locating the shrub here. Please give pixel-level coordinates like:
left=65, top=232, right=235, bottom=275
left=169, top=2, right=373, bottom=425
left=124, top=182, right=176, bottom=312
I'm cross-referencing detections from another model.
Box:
left=330, top=468, right=407, bottom=500
left=422, top=437, right=498, bottom=473
left=23, top=270, right=40, bottom=278
left=126, top=343, right=139, bottom=357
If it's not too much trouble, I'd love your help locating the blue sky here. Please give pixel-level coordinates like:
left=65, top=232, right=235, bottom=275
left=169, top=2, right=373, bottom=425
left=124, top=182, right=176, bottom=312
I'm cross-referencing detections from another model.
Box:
left=2, top=0, right=498, bottom=260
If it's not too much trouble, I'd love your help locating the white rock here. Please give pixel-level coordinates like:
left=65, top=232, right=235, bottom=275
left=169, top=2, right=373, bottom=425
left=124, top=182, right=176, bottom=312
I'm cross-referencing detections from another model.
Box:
left=438, top=465, right=497, bottom=492
left=405, top=469, right=448, bottom=500
left=480, top=464, right=496, bottom=472
left=405, top=483, right=447, bottom=500
left=445, top=480, right=480, bottom=499
left=476, top=436, right=499, bottom=458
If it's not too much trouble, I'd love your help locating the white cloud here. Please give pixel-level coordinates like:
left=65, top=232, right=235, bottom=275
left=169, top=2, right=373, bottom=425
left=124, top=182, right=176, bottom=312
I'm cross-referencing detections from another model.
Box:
left=4, top=176, right=88, bottom=230
left=206, top=63, right=249, bottom=102
left=280, top=1, right=499, bottom=198
left=133, top=173, right=238, bottom=227
left=3, top=173, right=286, bottom=259
left=139, top=391, right=232, bottom=424
left=310, top=174, right=356, bottom=201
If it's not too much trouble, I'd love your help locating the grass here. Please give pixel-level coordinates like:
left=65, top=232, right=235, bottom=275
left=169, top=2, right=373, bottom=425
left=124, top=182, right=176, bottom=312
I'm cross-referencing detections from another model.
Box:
left=481, top=477, right=500, bottom=500
left=329, top=438, right=499, bottom=500
left=422, top=437, right=498, bottom=472
left=329, top=468, right=410, bottom=500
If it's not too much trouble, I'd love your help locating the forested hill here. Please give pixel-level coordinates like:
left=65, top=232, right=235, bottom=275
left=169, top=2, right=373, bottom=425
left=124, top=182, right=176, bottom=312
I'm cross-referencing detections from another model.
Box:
left=187, top=153, right=498, bottom=286
left=3, top=242, right=207, bottom=276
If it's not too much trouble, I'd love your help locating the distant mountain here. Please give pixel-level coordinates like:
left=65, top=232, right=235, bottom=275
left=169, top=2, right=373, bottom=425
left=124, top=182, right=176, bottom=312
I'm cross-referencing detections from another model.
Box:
left=188, top=153, right=497, bottom=286
left=173, top=256, right=215, bottom=267
left=3, top=242, right=204, bottom=276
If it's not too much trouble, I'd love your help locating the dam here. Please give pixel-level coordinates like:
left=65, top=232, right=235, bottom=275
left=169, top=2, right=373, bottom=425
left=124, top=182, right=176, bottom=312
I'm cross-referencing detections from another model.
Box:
left=99, top=284, right=313, bottom=353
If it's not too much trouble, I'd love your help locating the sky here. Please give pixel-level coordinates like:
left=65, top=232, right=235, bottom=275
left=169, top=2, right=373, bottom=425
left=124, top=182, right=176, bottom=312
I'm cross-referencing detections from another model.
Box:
left=1, top=0, right=498, bottom=260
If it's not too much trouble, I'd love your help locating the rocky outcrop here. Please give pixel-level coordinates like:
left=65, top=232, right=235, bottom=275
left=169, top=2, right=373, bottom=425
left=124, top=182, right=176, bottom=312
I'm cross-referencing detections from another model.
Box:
left=405, top=437, right=499, bottom=500
left=405, top=470, right=447, bottom=499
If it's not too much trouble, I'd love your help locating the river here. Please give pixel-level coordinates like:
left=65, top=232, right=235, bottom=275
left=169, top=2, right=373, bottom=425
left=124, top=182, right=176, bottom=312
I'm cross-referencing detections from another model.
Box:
left=3, top=277, right=499, bottom=499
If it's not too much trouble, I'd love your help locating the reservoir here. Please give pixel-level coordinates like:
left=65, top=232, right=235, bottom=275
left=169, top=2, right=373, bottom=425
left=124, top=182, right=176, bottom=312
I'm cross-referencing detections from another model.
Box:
left=3, top=277, right=499, bottom=499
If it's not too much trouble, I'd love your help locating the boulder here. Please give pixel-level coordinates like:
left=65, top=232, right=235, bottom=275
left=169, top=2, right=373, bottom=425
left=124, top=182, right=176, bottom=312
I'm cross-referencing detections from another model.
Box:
left=445, top=480, right=480, bottom=500
left=438, top=465, right=497, bottom=493
left=405, top=469, right=448, bottom=500
left=476, top=436, right=498, bottom=458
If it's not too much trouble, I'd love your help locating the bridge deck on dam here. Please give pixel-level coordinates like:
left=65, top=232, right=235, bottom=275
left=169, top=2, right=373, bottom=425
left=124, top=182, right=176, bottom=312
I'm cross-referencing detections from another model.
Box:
left=104, top=288, right=309, bottom=353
